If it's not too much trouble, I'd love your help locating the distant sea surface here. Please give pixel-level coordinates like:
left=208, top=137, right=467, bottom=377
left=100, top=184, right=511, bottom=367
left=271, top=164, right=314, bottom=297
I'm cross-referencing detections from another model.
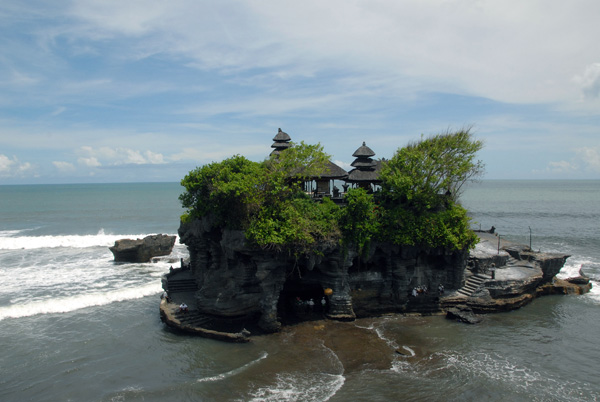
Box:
left=1, top=180, right=599, bottom=401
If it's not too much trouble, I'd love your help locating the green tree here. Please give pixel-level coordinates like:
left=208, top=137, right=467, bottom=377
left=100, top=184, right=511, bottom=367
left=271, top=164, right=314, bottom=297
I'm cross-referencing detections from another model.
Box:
left=338, top=187, right=380, bottom=256
left=377, top=128, right=483, bottom=250
left=179, top=142, right=341, bottom=254
left=263, top=141, right=331, bottom=204
left=179, top=155, right=263, bottom=228
left=179, top=131, right=482, bottom=255
left=379, top=128, right=484, bottom=211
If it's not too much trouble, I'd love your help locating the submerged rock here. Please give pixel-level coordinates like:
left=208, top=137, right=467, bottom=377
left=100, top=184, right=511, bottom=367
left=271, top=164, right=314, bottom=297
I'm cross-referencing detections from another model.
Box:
left=446, top=306, right=483, bottom=324
left=110, top=234, right=176, bottom=263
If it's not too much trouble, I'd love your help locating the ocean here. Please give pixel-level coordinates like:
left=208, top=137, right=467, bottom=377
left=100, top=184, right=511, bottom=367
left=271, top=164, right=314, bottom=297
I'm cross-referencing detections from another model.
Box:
left=0, top=180, right=598, bottom=401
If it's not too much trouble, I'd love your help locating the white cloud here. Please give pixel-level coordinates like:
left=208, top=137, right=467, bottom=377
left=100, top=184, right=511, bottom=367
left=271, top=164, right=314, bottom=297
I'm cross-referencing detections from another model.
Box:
left=546, top=160, right=577, bottom=173
left=576, top=147, right=600, bottom=172
left=50, top=106, right=67, bottom=116
left=52, top=161, right=75, bottom=172
left=77, top=146, right=166, bottom=166
left=78, top=156, right=101, bottom=167
left=574, top=63, right=600, bottom=99
left=170, top=144, right=268, bottom=163
left=0, top=154, right=14, bottom=172
left=144, top=150, right=164, bottom=164
left=62, top=0, right=600, bottom=105
left=0, top=154, right=34, bottom=177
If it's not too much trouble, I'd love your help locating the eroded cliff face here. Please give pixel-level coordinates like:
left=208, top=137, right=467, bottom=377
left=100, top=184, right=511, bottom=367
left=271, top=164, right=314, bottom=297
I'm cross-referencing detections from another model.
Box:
left=178, top=217, right=468, bottom=333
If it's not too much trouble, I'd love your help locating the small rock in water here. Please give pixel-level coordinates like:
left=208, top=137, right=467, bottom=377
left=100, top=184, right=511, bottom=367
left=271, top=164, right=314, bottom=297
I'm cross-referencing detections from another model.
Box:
left=109, top=234, right=176, bottom=263
left=446, top=306, right=483, bottom=324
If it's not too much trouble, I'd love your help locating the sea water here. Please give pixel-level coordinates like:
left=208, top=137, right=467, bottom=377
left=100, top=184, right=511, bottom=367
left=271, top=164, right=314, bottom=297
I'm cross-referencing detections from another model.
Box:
left=0, top=180, right=598, bottom=401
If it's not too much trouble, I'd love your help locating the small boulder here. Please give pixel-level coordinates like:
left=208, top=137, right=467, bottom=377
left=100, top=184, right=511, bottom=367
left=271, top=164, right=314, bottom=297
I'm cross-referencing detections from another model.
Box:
left=446, top=306, right=483, bottom=324
left=566, top=267, right=590, bottom=285
left=110, top=234, right=176, bottom=263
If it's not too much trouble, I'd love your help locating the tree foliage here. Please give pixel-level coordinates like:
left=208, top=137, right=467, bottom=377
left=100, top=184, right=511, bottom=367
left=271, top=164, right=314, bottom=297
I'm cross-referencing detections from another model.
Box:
left=179, top=129, right=484, bottom=256
left=338, top=188, right=380, bottom=255
left=379, top=128, right=484, bottom=211
left=180, top=142, right=339, bottom=254
left=179, top=155, right=263, bottom=227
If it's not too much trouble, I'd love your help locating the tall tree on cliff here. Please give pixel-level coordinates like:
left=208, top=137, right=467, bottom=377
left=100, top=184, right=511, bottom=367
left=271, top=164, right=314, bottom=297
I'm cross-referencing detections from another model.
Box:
left=377, top=128, right=483, bottom=250
left=379, top=128, right=484, bottom=211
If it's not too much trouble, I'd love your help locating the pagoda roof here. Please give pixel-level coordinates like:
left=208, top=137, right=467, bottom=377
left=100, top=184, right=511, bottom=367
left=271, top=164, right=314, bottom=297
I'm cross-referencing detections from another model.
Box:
left=346, top=160, right=384, bottom=183
left=351, top=157, right=376, bottom=168
left=273, top=128, right=291, bottom=142
left=352, top=142, right=376, bottom=158
left=270, top=128, right=292, bottom=156
left=270, top=141, right=292, bottom=150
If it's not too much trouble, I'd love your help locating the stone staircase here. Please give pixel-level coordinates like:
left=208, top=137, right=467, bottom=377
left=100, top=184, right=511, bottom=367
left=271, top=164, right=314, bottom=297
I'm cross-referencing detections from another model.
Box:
left=172, top=309, right=250, bottom=334
left=167, top=278, right=197, bottom=293
left=173, top=310, right=214, bottom=328
left=456, top=273, right=489, bottom=297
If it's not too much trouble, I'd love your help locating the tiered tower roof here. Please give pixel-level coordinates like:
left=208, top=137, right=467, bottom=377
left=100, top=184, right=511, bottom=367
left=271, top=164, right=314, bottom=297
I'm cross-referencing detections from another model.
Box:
left=347, top=142, right=381, bottom=183
left=270, top=128, right=292, bottom=156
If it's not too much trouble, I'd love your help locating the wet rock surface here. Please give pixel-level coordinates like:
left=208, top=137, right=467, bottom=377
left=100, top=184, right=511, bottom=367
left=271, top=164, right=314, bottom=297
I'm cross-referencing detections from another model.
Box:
left=110, top=234, right=176, bottom=263
left=165, top=220, right=588, bottom=338
left=175, top=217, right=466, bottom=334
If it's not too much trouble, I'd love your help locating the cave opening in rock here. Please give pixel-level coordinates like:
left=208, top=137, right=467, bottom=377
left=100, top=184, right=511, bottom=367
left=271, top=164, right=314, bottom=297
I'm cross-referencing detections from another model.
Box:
left=277, top=279, right=328, bottom=325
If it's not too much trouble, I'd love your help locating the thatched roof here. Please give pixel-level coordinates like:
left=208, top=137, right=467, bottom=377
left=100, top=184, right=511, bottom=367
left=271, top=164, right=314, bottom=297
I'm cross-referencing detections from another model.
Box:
left=346, top=142, right=381, bottom=183
left=347, top=160, right=384, bottom=183
left=351, top=158, right=376, bottom=168
left=273, top=128, right=291, bottom=142
left=352, top=142, right=375, bottom=158
left=270, top=128, right=292, bottom=156
left=314, top=161, right=348, bottom=180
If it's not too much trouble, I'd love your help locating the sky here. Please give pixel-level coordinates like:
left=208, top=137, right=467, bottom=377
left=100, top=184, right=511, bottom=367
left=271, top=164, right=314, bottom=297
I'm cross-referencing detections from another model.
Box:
left=1, top=0, right=599, bottom=184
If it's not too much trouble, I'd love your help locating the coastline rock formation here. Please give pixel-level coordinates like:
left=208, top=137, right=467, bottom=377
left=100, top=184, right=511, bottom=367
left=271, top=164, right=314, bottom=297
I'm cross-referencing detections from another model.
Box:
left=442, top=232, right=590, bottom=315
left=110, top=234, right=176, bottom=263
left=164, top=217, right=467, bottom=336
left=161, top=222, right=590, bottom=341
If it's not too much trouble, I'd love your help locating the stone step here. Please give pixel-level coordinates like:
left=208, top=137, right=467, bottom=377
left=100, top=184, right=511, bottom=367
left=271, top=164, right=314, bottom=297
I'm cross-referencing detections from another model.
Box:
left=176, top=313, right=213, bottom=327
left=169, top=282, right=198, bottom=289
left=456, top=273, right=489, bottom=297
left=172, top=310, right=249, bottom=334
left=167, top=279, right=197, bottom=293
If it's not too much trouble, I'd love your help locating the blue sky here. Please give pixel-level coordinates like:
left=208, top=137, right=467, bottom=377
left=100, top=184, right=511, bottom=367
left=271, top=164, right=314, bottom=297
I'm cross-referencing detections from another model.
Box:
left=1, top=0, right=599, bottom=184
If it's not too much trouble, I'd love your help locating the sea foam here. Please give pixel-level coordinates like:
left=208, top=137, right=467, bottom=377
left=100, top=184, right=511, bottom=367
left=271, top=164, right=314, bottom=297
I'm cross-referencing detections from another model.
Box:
left=197, top=352, right=269, bottom=383
left=0, top=282, right=162, bottom=321
left=0, top=232, right=175, bottom=250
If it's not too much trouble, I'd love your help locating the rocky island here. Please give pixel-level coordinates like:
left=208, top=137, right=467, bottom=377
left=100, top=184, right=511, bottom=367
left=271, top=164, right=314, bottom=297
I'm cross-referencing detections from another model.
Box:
left=110, top=234, right=176, bottom=263
left=160, top=129, right=590, bottom=342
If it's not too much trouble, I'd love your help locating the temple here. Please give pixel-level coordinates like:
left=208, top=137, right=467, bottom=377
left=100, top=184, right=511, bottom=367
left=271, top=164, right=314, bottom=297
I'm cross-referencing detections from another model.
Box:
left=270, top=128, right=383, bottom=201
left=159, top=128, right=584, bottom=342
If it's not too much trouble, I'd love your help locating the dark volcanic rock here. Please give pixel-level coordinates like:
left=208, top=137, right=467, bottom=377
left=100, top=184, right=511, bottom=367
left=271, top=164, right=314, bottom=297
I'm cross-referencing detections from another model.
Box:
left=110, top=234, right=176, bottom=263
left=446, top=306, right=483, bottom=324
left=458, top=232, right=575, bottom=313
left=175, top=216, right=467, bottom=334
left=165, top=222, right=578, bottom=340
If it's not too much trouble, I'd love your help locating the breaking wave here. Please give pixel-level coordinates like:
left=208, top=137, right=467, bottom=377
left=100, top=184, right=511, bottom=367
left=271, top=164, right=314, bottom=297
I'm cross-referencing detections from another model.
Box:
left=0, top=230, right=176, bottom=250
left=0, top=282, right=162, bottom=321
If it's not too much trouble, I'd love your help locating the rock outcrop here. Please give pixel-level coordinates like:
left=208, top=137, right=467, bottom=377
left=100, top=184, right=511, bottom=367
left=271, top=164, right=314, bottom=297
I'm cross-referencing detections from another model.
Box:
left=442, top=232, right=585, bottom=315
left=165, top=220, right=587, bottom=338
left=174, top=217, right=467, bottom=334
left=110, top=234, right=176, bottom=263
